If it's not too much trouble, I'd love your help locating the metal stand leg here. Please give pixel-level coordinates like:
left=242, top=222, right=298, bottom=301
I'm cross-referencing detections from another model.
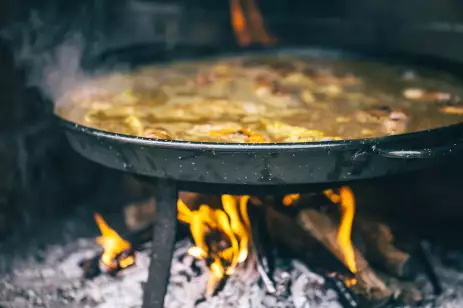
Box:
left=142, top=179, right=178, bottom=308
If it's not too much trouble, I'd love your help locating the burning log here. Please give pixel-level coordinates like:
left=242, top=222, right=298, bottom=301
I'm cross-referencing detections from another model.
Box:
left=266, top=207, right=393, bottom=307
left=297, top=209, right=392, bottom=307
left=356, top=219, right=418, bottom=279
left=379, top=274, right=423, bottom=306
left=417, top=240, right=443, bottom=296
left=80, top=214, right=154, bottom=278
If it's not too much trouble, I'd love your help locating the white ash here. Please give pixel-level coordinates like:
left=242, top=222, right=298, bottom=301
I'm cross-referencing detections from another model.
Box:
left=2, top=212, right=463, bottom=308
left=0, top=236, right=343, bottom=308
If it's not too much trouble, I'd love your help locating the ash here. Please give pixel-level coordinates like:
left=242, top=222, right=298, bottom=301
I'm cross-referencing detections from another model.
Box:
left=1, top=210, right=463, bottom=308
left=0, top=240, right=341, bottom=308
left=0, top=209, right=341, bottom=308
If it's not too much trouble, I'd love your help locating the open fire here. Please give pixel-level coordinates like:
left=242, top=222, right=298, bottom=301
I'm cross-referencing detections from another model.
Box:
left=94, top=213, right=136, bottom=274
left=229, top=0, right=276, bottom=46
left=177, top=195, right=251, bottom=295
left=91, top=186, right=360, bottom=300
left=1, top=177, right=455, bottom=308
left=2, top=0, right=463, bottom=306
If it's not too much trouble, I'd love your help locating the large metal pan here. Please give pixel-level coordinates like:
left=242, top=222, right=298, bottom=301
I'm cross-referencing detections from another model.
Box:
left=57, top=44, right=463, bottom=189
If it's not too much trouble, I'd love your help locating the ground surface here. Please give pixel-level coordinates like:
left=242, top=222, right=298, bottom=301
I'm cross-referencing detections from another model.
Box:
left=1, top=206, right=463, bottom=308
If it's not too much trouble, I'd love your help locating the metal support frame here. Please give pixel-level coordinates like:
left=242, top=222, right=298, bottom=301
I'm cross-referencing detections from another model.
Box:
left=142, top=179, right=178, bottom=308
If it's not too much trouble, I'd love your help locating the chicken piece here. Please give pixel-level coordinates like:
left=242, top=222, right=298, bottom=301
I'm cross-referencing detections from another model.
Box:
left=381, top=110, right=409, bottom=135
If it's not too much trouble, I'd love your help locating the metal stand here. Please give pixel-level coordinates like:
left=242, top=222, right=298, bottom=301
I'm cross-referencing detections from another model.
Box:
left=142, top=179, right=178, bottom=308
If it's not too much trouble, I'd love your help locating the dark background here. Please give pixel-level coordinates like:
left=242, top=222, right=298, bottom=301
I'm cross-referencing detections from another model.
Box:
left=1, top=0, right=463, bottom=239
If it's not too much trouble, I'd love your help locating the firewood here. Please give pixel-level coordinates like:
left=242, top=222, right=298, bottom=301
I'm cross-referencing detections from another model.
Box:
left=378, top=274, right=423, bottom=306
left=395, top=282, right=423, bottom=306
left=123, top=192, right=210, bottom=230
left=298, top=210, right=392, bottom=306
left=356, top=219, right=418, bottom=279
left=247, top=204, right=276, bottom=293
left=298, top=210, right=369, bottom=272
left=266, top=207, right=392, bottom=307
left=124, top=197, right=156, bottom=230
left=417, top=240, right=443, bottom=295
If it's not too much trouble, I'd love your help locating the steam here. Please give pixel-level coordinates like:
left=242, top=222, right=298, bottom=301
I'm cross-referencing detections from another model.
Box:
left=2, top=5, right=105, bottom=105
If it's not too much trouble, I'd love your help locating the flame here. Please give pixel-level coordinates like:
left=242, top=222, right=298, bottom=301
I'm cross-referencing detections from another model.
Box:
left=244, top=0, right=277, bottom=45
left=94, top=213, right=135, bottom=270
left=230, top=0, right=252, bottom=46
left=282, top=193, right=300, bottom=206
left=230, top=0, right=277, bottom=46
left=344, top=277, right=357, bottom=287
left=323, top=189, right=341, bottom=204
left=178, top=195, right=251, bottom=295
left=324, top=187, right=357, bottom=274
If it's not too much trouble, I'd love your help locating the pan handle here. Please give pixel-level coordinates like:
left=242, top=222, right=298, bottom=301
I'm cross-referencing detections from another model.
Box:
left=371, top=141, right=463, bottom=159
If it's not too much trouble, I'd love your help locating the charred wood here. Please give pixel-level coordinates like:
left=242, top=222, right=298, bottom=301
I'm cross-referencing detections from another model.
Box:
left=356, top=219, right=418, bottom=279
left=380, top=275, right=424, bottom=307
left=248, top=203, right=277, bottom=294
left=325, top=275, right=359, bottom=308
left=266, top=207, right=392, bottom=307
left=79, top=223, right=154, bottom=278
left=417, top=240, right=443, bottom=296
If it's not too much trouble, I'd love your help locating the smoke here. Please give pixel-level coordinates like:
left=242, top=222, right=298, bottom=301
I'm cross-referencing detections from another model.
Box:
left=1, top=1, right=108, bottom=104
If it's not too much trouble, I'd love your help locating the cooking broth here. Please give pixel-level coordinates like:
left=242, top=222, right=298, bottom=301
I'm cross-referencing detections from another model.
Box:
left=56, top=50, right=463, bottom=143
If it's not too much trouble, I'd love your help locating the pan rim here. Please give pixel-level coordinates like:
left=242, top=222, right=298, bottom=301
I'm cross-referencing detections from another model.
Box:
left=58, top=116, right=463, bottom=151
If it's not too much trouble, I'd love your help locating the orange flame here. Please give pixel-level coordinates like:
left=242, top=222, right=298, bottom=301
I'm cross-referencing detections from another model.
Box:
left=230, top=0, right=252, bottom=47
left=230, top=0, right=277, bottom=47
left=282, top=193, right=300, bottom=206
left=324, top=187, right=357, bottom=274
left=177, top=195, right=251, bottom=295
left=94, top=213, right=135, bottom=269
